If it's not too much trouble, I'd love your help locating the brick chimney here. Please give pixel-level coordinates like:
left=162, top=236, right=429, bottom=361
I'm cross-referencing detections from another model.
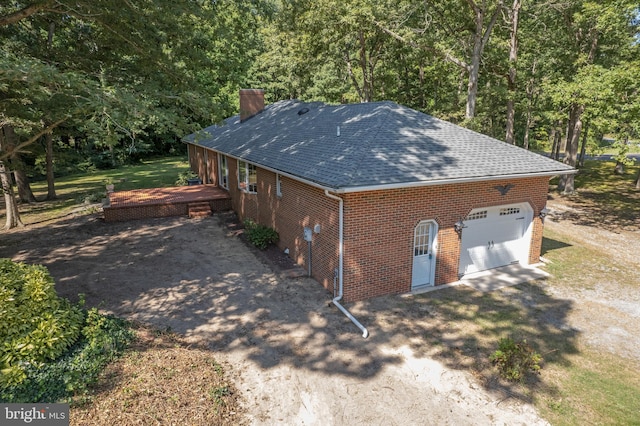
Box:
left=239, top=89, right=265, bottom=122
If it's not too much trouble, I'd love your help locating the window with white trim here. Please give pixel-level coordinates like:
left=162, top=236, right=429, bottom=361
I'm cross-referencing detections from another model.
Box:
left=218, top=155, right=228, bottom=190
left=276, top=173, right=282, bottom=197
left=238, top=160, right=257, bottom=193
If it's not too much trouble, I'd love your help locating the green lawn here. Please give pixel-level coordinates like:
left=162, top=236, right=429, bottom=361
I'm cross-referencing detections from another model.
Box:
left=536, top=229, right=640, bottom=425
left=13, top=156, right=189, bottom=225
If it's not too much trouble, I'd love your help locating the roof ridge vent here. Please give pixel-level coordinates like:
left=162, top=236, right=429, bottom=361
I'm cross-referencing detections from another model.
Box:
left=297, top=107, right=310, bottom=115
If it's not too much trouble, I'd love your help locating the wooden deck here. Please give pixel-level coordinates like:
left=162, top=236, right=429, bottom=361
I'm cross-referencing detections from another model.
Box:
left=103, top=185, right=231, bottom=222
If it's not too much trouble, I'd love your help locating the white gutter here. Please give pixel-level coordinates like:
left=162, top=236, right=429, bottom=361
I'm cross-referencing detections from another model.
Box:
left=324, top=190, right=369, bottom=338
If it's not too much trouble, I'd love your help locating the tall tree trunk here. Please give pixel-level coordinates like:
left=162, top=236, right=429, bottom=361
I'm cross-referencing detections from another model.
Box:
left=635, top=167, right=640, bottom=190
left=578, top=120, right=589, bottom=167
left=550, top=128, right=558, bottom=158
left=455, top=70, right=466, bottom=111
left=14, top=168, right=37, bottom=203
left=374, top=1, right=502, bottom=119
left=523, top=60, right=537, bottom=150
left=505, top=0, right=521, bottom=144
left=551, top=121, right=562, bottom=160
left=419, top=63, right=426, bottom=109
left=465, top=0, right=504, bottom=119
left=357, top=31, right=374, bottom=102
left=2, top=125, right=36, bottom=203
left=466, top=28, right=482, bottom=119
left=344, top=48, right=365, bottom=103
left=45, top=132, right=57, bottom=200
left=554, top=130, right=562, bottom=160
left=0, top=126, right=24, bottom=229
left=523, top=107, right=532, bottom=149
left=562, top=118, right=571, bottom=156
left=558, top=104, right=584, bottom=194
left=0, top=160, right=23, bottom=229
left=614, top=137, right=628, bottom=175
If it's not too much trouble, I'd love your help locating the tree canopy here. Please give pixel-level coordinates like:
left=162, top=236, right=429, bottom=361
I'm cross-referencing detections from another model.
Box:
left=1, top=0, right=639, bottom=228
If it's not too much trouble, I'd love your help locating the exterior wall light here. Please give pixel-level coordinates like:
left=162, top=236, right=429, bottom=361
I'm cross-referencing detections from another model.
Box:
left=539, top=207, right=549, bottom=221
left=454, top=219, right=466, bottom=234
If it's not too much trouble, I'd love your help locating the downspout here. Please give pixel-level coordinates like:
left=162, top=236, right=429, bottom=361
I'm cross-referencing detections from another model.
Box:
left=324, top=190, right=369, bottom=338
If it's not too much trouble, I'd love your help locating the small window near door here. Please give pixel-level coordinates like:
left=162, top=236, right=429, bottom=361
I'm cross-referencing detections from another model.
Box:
left=276, top=173, right=282, bottom=197
left=218, top=155, right=228, bottom=190
left=414, top=222, right=431, bottom=256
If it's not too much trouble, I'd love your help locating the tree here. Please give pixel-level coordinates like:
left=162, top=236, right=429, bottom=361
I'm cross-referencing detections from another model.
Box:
left=538, top=1, right=640, bottom=194
left=0, top=127, right=24, bottom=229
left=1, top=1, right=264, bottom=228
left=372, top=0, right=505, bottom=120
left=504, top=0, right=522, bottom=144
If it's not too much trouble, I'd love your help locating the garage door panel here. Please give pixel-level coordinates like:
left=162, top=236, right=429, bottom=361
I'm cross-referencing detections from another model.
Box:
left=459, top=204, right=531, bottom=276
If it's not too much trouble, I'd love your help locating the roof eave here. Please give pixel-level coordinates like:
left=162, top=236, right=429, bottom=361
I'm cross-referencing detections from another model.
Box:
left=184, top=142, right=576, bottom=196
left=331, top=169, right=577, bottom=194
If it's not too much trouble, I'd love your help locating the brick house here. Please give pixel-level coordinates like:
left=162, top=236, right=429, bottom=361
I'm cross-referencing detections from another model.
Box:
left=184, top=89, right=574, bottom=304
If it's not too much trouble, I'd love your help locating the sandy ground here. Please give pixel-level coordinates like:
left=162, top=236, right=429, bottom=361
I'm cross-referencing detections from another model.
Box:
left=0, top=212, right=549, bottom=425
left=543, top=199, right=640, bottom=363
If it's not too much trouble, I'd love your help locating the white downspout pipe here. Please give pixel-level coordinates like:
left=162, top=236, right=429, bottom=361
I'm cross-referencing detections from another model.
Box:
left=324, top=190, right=369, bottom=338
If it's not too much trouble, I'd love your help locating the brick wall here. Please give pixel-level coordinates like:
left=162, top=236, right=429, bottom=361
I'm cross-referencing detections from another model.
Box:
left=340, top=177, right=550, bottom=301
left=104, top=203, right=188, bottom=222
left=190, top=145, right=551, bottom=302
left=103, top=199, right=232, bottom=222
left=225, top=159, right=338, bottom=296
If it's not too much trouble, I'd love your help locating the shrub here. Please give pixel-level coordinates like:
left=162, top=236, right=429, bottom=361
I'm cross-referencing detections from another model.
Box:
left=0, top=259, right=134, bottom=402
left=175, top=169, right=200, bottom=186
left=490, top=337, right=542, bottom=382
left=243, top=219, right=279, bottom=250
left=2, top=310, right=133, bottom=403
left=0, top=259, right=84, bottom=389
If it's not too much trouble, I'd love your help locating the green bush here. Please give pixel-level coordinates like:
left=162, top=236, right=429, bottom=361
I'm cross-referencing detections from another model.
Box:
left=243, top=219, right=279, bottom=250
left=0, top=259, right=134, bottom=403
left=175, top=169, right=200, bottom=186
left=490, top=337, right=542, bottom=382
left=2, top=310, right=133, bottom=403
left=0, top=259, right=84, bottom=388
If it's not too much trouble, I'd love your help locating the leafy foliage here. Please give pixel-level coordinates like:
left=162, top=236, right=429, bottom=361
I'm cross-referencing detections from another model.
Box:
left=243, top=219, right=279, bottom=250
left=175, top=169, right=201, bottom=186
left=0, top=259, right=134, bottom=402
left=0, top=259, right=84, bottom=388
left=490, top=337, right=542, bottom=382
left=1, top=309, right=133, bottom=403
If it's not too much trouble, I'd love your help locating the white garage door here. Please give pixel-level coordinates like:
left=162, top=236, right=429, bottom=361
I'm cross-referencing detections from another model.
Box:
left=458, top=203, right=533, bottom=276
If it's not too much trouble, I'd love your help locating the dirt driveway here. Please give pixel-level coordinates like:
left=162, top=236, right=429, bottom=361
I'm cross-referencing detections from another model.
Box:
left=0, top=212, right=551, bottom=425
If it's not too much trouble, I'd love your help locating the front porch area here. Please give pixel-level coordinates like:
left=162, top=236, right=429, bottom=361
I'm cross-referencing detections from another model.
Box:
left=103, top=185, right=231, bottom=222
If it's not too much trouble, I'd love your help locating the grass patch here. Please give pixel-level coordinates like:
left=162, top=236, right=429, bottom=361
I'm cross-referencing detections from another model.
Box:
left=549, top=159, right=639, bottom=230
left=541, top=228, right=634, bottom=290
left=70, top=327, right=242, bottom=425
left=539, top=350, right=640, bottom=426
left=5, top=156, right=189, bottom=226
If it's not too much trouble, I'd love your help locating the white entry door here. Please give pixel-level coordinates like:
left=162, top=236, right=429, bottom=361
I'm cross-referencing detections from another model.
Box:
left=412, top=220, right=438, bottom=288
left=458, top=203, right=533, bottom=276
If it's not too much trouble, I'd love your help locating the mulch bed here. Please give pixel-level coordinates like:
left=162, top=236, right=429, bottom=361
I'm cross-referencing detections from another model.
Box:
left=216, top=211, right=306, bottom=277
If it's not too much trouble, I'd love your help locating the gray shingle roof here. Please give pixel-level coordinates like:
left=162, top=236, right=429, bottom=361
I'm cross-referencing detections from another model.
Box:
left=183, top=100, right=574, bottom=191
